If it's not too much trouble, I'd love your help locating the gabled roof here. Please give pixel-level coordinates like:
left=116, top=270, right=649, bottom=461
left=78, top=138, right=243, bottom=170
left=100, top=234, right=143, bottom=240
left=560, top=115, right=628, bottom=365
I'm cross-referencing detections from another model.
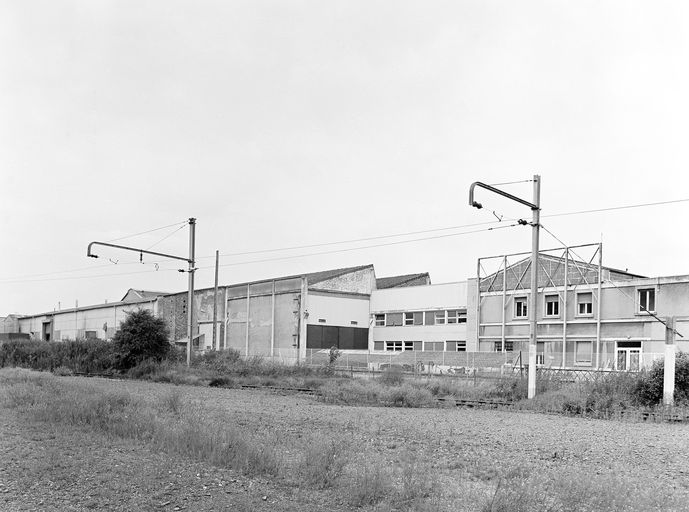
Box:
left=480, top=253, right=644, bottom=293
left=376, top=273, right=431, bottom=289
left=306, top=265, right=374, bottom=285
left=121, top=289, right=169, bottom=302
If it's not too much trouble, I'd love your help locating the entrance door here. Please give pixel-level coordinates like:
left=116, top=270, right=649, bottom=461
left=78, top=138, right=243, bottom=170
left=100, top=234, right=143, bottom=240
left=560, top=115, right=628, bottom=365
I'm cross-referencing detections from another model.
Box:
left=616, top=341, right=642, bottom=371
left=42, top=321, right=52, bottom=342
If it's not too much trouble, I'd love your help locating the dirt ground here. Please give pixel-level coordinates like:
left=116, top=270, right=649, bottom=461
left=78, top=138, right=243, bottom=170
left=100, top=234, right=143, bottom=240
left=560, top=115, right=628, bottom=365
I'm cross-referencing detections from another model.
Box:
left=2, top=376, right=689, bottom=511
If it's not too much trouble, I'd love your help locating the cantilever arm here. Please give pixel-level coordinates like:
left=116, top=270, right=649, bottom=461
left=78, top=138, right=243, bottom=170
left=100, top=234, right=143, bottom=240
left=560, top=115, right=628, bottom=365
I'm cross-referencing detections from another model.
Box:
left=87, top=241, right=192, bottom=263
left=469, top=181, right=538, bottom=210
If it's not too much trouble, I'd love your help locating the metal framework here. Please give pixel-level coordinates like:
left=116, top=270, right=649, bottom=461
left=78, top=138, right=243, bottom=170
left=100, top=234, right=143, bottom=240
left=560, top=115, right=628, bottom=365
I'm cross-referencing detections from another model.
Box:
left=476, top=243, right=603, bottom=370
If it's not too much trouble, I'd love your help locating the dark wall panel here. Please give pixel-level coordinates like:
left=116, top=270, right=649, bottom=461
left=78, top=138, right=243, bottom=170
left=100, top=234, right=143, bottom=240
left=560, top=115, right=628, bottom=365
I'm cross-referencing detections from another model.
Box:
left=306, top=325, right=369, bottom=350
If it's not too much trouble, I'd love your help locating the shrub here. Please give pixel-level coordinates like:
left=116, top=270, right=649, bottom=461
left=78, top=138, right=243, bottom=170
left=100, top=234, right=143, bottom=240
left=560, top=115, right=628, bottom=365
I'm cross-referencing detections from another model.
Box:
left=113, top=309, right=171, bottom=370
left=634, top=352, right=689, bottom=406
left=381, top=383, right=434, bottom=408
left=379, top=366, right=405, bottom=386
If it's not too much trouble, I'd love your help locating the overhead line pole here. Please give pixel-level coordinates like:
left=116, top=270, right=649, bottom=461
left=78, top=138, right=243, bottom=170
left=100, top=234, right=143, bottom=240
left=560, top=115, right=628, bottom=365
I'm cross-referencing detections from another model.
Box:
left=469, top=175, right=541, bottom=399
left=87, top=218, right=197, bottom=366
left=187, top=218, right=196, bottom=366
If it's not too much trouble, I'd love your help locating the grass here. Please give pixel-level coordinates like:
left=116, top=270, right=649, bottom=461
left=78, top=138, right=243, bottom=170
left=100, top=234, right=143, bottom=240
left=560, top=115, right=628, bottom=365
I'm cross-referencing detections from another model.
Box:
left=1, top=368, right=688, bottom=512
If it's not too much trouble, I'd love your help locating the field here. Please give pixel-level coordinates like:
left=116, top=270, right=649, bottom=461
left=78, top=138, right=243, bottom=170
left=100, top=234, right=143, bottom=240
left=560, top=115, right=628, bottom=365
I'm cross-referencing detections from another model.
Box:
left=2, top=369, right=689, bottom=511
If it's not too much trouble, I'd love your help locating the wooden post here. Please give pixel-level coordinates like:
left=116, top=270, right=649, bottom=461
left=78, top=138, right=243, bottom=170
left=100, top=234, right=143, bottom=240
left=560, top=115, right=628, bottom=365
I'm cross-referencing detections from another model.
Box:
left=664, top=316, right=676, bottom=406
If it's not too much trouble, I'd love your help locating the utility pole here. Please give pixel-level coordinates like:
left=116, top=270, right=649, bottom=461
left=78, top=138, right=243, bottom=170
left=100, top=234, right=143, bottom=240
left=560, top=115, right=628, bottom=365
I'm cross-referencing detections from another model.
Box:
left=469, top=175, right=541, bottom=398
left=212, top=249, right=219, bottom=351
left=186, top=218, right=196, bottom=366
left=86, top=217, right=197, bottom=366
left=528, top=177, right=541, bottom=399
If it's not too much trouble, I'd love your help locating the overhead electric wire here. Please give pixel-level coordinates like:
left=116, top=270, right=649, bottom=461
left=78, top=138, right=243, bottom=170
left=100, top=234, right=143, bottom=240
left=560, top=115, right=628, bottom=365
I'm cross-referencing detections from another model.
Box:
left=540, top=224, right=684, bottom=338
left=5, top=197, right=689, bottom=284
left=106, top=220, right=187, bottom=243
left=197, top=223, right=522, bottom=271
left=204, top=219, right=507, bottom=259
left=145, top=224, right=188, bottom=251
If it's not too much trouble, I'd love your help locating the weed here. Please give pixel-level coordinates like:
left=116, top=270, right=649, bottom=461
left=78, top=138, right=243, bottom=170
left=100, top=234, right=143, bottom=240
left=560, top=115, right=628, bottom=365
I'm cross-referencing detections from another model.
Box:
left=379, top=367, right=405, bottom=386
left=381, top=384, right=434, bottom=408
left=52, top=365, right=73, bottom=376
left=295, top=437, right=347, bottom=489
left=347, top=462, right=391, bottom=507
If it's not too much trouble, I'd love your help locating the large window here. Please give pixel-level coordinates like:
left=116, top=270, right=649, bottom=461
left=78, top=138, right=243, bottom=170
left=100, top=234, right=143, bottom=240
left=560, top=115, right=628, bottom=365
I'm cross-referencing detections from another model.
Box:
left=374, top=314, right=385, bottom=326
left=404, top=312, right=424, bottom=326
left=386, top=313, right=403, bottom=326
left=385, top=341, right=414, bottom=351
left=446, top=310, right=467, bottom=324
left=544, top=295, right=559, bottom=317
left=514, top=297, right=528, bottom=319
left=574, top=340, right=593, bottom=365
left=577, top=292, right=593, bottom=316
left=434, top=311, right=447, bottom=325
left=638, top=288, right=656, bottom=314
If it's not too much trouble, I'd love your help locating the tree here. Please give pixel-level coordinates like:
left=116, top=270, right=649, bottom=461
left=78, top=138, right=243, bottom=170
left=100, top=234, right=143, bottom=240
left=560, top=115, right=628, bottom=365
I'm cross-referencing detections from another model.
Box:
left=113, top=309, right=170, bottom=370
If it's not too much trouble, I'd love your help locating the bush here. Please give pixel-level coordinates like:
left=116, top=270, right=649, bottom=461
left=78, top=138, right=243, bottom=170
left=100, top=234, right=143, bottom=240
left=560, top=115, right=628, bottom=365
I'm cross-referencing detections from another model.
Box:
left=634, top=352, right=689, bottom=406
left=113, top=309, right=171, bottom=370
left=0, top=339, right=118, bottom=373
left=379, top=366, right=405, bottom=386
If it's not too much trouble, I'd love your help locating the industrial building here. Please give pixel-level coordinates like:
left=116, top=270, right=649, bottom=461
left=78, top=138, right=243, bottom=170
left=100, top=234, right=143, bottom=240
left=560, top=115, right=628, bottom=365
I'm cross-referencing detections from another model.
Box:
left=473, top=244, right=689, bottom=370
left=6, top=243, right=689, bottom=371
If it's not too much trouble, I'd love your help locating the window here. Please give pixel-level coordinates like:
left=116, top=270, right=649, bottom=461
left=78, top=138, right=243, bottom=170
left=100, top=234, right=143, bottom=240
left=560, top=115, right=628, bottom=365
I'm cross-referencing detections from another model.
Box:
left=404, top=312, right=424, bottom=326
left=434, top=311, right=446, bottom=325
left=638, top=288, right=656, bottom=314
left=374, top=314, right=385, bottom=326
left=544, top=295, right=559, bottom=317
left=425, top=342, right=444, bottom=351
left=575, top=340, right=592, bottom=365
left=447, top=310, right=467, bottom=324
left=318, top=318, right=326, bottom=323
left=350, top=321, right=358, bottom=326
left=85, top=330, right=98, bottom=340
left=514, top=297, right=528, bottom=319
left=386, top=313, right=403, bottom=326
left=577, top=292, right=593, bottom=316
left=536, top=342, right=544, bottom=365
left=456, top=341, right=467, bottom=352
left=616, top=341, right=641, bottom=371
left=385, top=341, right=414, bottom=351
left=494, top=341, right=514, bottom=352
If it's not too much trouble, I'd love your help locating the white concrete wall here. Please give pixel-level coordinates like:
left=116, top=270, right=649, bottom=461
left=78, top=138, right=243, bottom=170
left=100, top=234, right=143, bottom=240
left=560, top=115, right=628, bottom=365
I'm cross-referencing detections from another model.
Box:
left=18, top=301, right=156, bottom=341
left=370, top=282, right=467, bottom=312
left=307, top=292, right=371, bottom=328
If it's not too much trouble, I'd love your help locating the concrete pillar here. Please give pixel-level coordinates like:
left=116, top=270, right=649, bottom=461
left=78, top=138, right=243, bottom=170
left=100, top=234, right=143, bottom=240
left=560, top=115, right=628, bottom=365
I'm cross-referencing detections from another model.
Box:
left=299, top=277, right=309, bottom=362
left=664, top=316, right=676, bottom=406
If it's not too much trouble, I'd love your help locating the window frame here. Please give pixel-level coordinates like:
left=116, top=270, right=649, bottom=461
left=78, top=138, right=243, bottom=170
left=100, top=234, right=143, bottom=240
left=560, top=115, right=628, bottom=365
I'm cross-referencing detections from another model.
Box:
left=514, top=296, right=528, bottom=319
left=544, top=294, right=560, bottom=318
left=404, top=312, right=415, bottom=326
left=637, top=287, right=656, bottom=315
left=574, top=340, right=593, bottom=366
left=374, top=314, right=385, bottom=327
left=576, top=292, right=593, bottom=317
left=493, top=340, right=514, bottom=352
left=434, top=310, right=447, bottom=325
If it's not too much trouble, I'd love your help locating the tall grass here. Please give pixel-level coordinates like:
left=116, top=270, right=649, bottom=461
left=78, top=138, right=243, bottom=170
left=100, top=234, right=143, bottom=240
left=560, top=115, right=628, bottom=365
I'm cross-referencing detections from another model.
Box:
left=481, top=465, right=682, bottom=512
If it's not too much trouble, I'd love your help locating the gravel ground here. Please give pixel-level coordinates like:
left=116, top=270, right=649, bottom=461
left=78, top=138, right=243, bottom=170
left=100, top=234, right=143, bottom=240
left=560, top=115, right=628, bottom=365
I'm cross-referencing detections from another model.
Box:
left=2, top=375, right=689, bottom=511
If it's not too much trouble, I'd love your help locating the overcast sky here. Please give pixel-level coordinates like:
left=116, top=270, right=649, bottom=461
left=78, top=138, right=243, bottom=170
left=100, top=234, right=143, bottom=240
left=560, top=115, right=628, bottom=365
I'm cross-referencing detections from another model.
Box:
left=2, top=0, right=689, bottom=315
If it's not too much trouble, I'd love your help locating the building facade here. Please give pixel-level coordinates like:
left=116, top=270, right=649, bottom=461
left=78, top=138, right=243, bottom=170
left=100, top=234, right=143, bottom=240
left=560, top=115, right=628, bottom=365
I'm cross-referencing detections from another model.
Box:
left=473, top=244, right=689, bottom=370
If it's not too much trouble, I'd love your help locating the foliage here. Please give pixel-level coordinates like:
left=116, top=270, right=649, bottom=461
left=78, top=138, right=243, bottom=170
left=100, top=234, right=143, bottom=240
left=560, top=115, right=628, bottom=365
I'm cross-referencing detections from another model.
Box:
left=634, top=352, right=689, bottom=406
left=0, top=339, right=118, bottom=373
left=113, top=309, right=171, bottom=370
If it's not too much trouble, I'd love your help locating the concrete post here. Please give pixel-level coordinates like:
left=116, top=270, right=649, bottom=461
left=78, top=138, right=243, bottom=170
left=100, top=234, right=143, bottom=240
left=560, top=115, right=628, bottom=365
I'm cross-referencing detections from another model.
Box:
left=664, top=316, right=676, bottom=406
left=527, top=175, right=541, bottom=399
